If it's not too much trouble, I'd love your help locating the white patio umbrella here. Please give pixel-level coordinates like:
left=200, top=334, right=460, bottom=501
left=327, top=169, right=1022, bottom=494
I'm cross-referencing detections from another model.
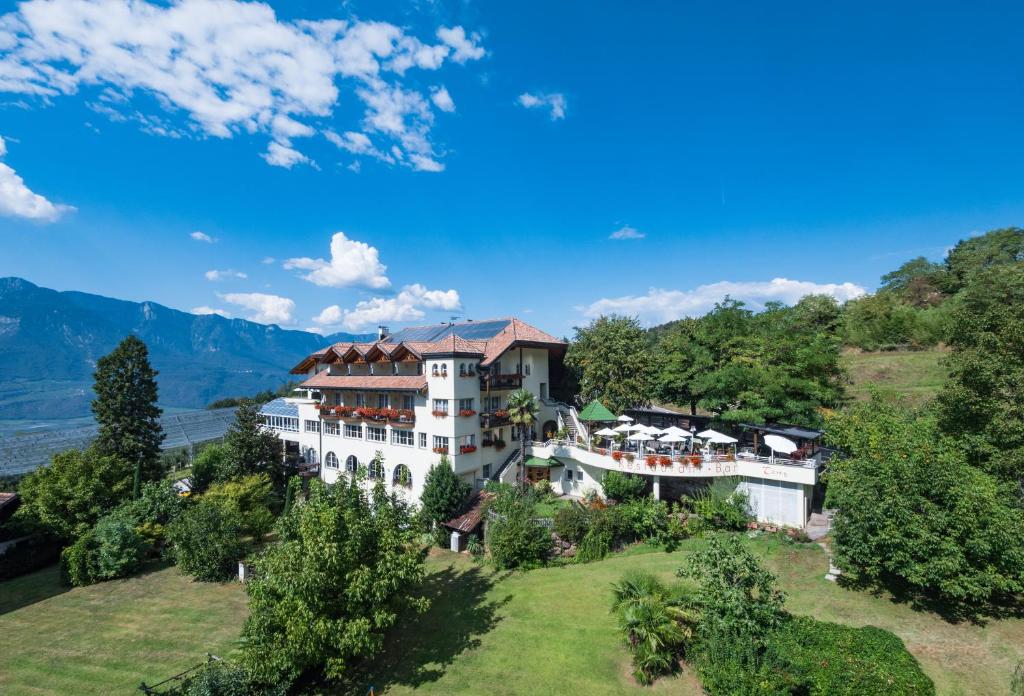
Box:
left=613, top=422, right=635, bottom=433
left=617, top=414, right=634, bottom=422
left=659, top=432, right=687, bottom=455
left=764, top=434, right=798, bottom=463
left=626, top=431, right=654, bottom=453
left=645, top=425, right=666, bottom=436
left=594, top=427, right=618, bottom=437
left=696, top=429, right=738, bottom=444
left=662, top=425, right=691, bottom=437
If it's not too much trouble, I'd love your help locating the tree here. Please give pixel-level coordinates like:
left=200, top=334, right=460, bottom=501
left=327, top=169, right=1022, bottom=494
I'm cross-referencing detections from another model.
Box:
left=204, top=474, right=275, bottom=539
left=221, top=402, right=286, bottom=489
left=240, top=478, right=428, bottom=687
left=16, top=446, right=133, bottom=540
left=937, top=262, right=1024, bottom=487
left=418, top=456, right=471, bottom=545
left=880, top=256, right=947, bottom=306
left=655, top=317, right=712, bottom=415
left=485, top=488, right=551, bottom=570
left=168, top=497, right=246, bottom=581
left=564, top=315, right=653, bottom=414
left=825, top=395, right=1024, bottom=616
left=92, top=335, right=165, bottom=482
left=506, top=389, right=539, bottom=488
left=943, top=226, right=1024, bottom=292
left=190, top=443, right=228, bottom=494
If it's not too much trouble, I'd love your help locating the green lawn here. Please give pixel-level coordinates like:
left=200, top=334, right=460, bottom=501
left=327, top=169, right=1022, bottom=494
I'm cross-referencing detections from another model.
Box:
left=0, top=563, right=248, bottom=696
left=841, top=347, right=949, bottom=405
left=1, top=536, right=1020, bottom=696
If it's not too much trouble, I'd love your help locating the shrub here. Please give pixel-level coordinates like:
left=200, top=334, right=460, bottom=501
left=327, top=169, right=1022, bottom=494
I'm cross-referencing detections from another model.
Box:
left=533, top=478, right=553, bottom=497
left=190, top=443, right=228, bottom=493
left=601, top=471, right=647, bottom=501
left=61, top=530, right=99, bottom=586
left=168, top=498, right=246, bottom=581
left=418, top=456, right=471, bottom=546
left=617, top=497, right=669, bottom=540
left=179, top=660, right=286, bottom=696
left=486, top=494, right=551, bottom=570
left=766, top=615, right=934, bottom=695
left=109, top=480, right=185, bottom=553
left=553, top=504, right=590, bottom=544
left=575, top=527, right=612, bottom=563
left=687, top=478, right=751, bottom=530
left=204, top=474, right=275, bottom=539
left=92, top=514, right=147, bottom=580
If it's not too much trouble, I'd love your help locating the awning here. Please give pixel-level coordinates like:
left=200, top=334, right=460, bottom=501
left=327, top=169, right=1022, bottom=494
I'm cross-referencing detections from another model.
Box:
left=525, top=455, right=563, bottom=468
left=578, top=399, right=616, bottom=422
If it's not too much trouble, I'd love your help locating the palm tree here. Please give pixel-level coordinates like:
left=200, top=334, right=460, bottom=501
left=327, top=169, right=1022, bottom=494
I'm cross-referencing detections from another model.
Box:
left=506, top=388, right=539, bottom=489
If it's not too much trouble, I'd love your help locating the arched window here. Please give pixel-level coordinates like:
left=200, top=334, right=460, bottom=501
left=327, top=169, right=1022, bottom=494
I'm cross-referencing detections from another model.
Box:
left=325, top=452, right=338, bottom=469
left=368, top=458, right=384, bottom=480
left=459, top=362, right=466, bottom=376
left=392, top=463, right=412, bottom=488
left=441, top=364, right=448, bottom=377
left=432, top=364, right=439, bottom=376
left=345, top=455, right=358, bottom=473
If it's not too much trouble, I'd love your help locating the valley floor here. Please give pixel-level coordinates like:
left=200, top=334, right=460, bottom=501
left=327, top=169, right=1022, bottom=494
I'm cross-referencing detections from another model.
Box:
left=0, top=536, right=1020, bottom=695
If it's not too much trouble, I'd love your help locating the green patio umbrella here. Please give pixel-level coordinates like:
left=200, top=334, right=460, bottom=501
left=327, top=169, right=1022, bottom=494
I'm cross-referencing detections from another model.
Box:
left=577, top=399, right=616, bottom=422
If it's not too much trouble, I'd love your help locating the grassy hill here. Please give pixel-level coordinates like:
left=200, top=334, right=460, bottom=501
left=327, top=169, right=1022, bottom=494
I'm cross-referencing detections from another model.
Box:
left=2, top=535, right=1021, bottom=695
left=841, top=347, right=949, bottom=406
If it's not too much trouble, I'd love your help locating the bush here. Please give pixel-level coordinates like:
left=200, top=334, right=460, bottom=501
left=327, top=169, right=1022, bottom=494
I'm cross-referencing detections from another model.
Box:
left=601, top=471, right=647, bottom=502
left=553, top=503, right=590, bottom=544
left=108, top=480, right=185, bottom=553
left=204, top=474, right=275, bottom=539
left=179, top=660, right=286, bottom=696
left=61, top=514, right=148, bottom=586
left=766, top=615, right=934, bottom=695
left=688, top=478, right=751, bottom=530
left=617, top=497, right=669, bottom=540
left=168, top=498, right=245, bottom=581
left=533, top=478, right=553, bottom=497
left=61, top=530, right=99, bottom=586
left=190, top=444, right=228, bottom=494
left=486, top=494, right=551, bottom=570
left=419, top=456, right=471, bottom=546
left=575, top=527, right=612, bottom=563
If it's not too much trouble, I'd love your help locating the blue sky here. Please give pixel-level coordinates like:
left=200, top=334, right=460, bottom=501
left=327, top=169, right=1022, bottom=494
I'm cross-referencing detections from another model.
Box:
left=1, top=0, right=1022, bottom=337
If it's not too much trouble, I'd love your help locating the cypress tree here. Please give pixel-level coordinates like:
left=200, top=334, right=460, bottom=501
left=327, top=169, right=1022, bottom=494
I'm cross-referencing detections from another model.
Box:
left=92, top=335, right=165, bottom=483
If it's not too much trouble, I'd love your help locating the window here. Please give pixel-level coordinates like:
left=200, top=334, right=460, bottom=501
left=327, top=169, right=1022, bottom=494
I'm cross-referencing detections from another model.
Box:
left=323, top=421, right=340, bottom=436
left=577, top=469, right=585, bottom=482
left=368, top=458, right=384, bottom=480
left=305, top=448, right=318, bottom=465
left=345, top=455, right=358, bottom=473
left=486, top=396, right=501, bottom=411
left=458, top=398, right=474, bottom=412
left=331, top=392, right=342, bottom=406
left=432, top=435, right=449, bottom=453
left=377, top=393, right=389, bottom=409
left=344, top=424, right=362, bottom=439
left=441, top=363, right=448, bottom=377
left=432, top=363, right=439, bottom=376
left=418, top=432, right=427, bottom=448
left=367, top=426, right=386, bottom=443
left=402, top=394, right=415, bottom=410
left=266, top=415, right=298, bottom=432
left=392, top=362, right=399, bottom=375
left=524, top=363, right=531, bottom=376
left=325, top=452, right=339, bottom=469
left=392, top=463, right=412, bottom=488
left=432, top=398, right=449, bottom=415
left=482, top=464, right=491, bottom=479
left=304, top=419, right=320, bottom=433
left=540, top=383, right=548, bottom=400
left=355, top=392, right=366, bottom=407
left=391, top=429, right=414, bottom=446
left=459, top=362, right=466, bottom=376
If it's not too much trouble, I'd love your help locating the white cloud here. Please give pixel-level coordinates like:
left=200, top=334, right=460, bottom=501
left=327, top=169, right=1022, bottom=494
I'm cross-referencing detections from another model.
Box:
left=0, top=135, right=69, bottom=222
left=582, top=278, right=867, bottom=325
left=436, top=26, right=485, bottom=63
left=518, top=92, right=566, bottom=120
left=220, top=292, right=296, bottom=325
left=311, top=283, right=461, bottom=331
left=609, top=225, right=644, bottom=240
left=262, top=142, right=313, bottom=169
left=0, top=1, right=485, bottom=171
left=192, top=305, right=232, bottom=318
left=284, top=231, right=390, bottom=289
left=190, top=231, right=215, bottom=243
left=204, top=269, right=248, bottom=281
left=261, top=256, right=275, bottom=264
left=431, top=86, right=455, bottom=112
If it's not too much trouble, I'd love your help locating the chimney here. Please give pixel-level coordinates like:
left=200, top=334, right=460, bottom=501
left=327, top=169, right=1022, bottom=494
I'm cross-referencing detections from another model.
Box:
left=377, top=325, right=389, bottom=341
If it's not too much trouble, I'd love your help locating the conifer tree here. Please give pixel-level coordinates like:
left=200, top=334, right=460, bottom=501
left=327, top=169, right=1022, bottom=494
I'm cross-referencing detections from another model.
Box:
left=92, top=335, right=165, bottom=483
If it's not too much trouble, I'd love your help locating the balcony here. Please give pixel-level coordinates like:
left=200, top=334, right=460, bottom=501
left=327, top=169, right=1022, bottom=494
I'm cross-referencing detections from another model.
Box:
left=316, top=404, right=415, bottom=426
left=479, top=409, right=511, bottom=429
left=479, top=372, right=522, bottom=390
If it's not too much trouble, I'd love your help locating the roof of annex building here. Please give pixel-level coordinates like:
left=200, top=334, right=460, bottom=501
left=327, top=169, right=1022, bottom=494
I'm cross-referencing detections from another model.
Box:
left=290, top=317, right=565, bottom=374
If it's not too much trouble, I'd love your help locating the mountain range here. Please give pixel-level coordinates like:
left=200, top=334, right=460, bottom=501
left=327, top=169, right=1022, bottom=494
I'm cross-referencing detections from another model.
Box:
left=0, top=277, right=372, bottom=420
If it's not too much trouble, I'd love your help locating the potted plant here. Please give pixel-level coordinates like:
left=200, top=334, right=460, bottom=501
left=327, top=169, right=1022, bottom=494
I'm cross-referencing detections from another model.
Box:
left=380, top=408, right=399, bottom=421
left=431, top=409, right=448, bottom=418
left=494, top=409, right=509, bottom=419
left=611, top=450, right=623, bottom=462
left=432, top=446, right=448, bottom=454
left=689, top=455, right=702, bottom=467
left=645, top=454, right=658, bottom=468
left=596, top=447, right=607, bottom=456
left=658, top=455, right=672, bottom=468
left=396, top=408, right=415, bottom=422
left=624, top=452, right=635, bottom=463
left=459, top=444, right=477, bottom=454
left=458, top=408, right=476, bottom=417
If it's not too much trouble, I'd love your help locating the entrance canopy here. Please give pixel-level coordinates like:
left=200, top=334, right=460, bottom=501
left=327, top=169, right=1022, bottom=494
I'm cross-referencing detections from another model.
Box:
left=578, top=400, right=616, bottom=422
left=525, top=455, right=563, bottom=468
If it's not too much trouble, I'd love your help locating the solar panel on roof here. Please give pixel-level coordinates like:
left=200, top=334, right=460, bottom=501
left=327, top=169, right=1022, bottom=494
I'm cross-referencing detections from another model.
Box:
left=260, top=398, right=299, bottom=418
left=388, top=319, right=510, bottom=344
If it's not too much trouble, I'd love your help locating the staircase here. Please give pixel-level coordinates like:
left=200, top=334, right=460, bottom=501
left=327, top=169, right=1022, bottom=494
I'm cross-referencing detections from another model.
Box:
left=549, top=400, right=587, bottom=444
left=490, top=446, right=521, bottom=483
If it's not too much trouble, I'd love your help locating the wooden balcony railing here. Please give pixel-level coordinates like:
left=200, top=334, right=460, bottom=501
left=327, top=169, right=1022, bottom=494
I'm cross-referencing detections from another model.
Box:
left=479, top=373, right=522, bottom=390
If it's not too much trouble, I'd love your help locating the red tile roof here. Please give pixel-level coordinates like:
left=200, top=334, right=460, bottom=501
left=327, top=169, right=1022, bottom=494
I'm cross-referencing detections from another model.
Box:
left=479, top=317, right=565, bottom=366
left=299, top=373, right=428, bottom=391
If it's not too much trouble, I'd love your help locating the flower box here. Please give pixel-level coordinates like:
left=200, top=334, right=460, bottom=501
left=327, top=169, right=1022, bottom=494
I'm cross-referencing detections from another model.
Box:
left=688, top=455, right=702, bottom=467
left=596, top=447, right=607, bottom=456
left=458, top=409, right=477, bottom=417
left=356, top=407, right=382, bottom=420
left=658, top=455, right=672, bottom=468
left=624, top=453, right=635, bottom=463
left=493, top=439, right=506, bottom=450
left=432, top=446, right=449, bottom=454
left=431, top=410, right=448, bottom=418
left=379, top=408, right=399, bottom=421
left=395, top=409, right=415, bottom=422
left=611, top=450, right=624, bottom=462
left=645, top=454, right=658, bottom=468
left=494, top=409, right=509, bottom=419
left=482, top=440, right=494, bottom=448
left=459, top=445, right=477, bottom=454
